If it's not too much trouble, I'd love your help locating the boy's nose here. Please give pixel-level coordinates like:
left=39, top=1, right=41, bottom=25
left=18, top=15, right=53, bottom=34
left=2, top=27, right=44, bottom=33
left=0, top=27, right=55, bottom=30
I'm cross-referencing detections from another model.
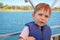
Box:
left=41, top=16, right=45, bottom=20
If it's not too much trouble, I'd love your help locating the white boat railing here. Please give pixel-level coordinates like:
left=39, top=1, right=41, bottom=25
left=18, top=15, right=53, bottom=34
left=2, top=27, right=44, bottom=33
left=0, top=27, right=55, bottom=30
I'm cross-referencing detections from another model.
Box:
left=0, top=32, right=60, bottom=38
left=50, top=26, right=60, bottom=28
left=52, top=34, right=60, bottom=37
left=0, top=32, right=20, bottom=38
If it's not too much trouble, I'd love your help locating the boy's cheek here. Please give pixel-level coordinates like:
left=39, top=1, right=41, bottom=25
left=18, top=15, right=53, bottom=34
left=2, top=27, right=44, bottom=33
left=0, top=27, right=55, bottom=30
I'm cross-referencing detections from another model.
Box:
left=45, top=18, right=49, bottom=22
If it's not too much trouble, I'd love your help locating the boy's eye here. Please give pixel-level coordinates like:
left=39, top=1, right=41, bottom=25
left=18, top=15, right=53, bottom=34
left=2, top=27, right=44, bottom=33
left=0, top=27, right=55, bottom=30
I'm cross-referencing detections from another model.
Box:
left=38, top=14, right=43, bottom=16
left=45, top=15, right=49, bottom=18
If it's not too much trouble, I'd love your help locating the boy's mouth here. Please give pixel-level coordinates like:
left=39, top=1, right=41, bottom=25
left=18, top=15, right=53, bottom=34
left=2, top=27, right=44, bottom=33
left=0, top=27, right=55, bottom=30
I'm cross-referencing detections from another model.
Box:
left=37, top=21, right=45, bottom=26
left=40, top=21, right=45, bottom=24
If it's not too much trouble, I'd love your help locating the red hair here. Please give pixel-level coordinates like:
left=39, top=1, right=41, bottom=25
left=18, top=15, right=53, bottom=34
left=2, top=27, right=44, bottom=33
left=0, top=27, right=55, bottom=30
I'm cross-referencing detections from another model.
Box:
left=34, top=3, right=51, bottom=14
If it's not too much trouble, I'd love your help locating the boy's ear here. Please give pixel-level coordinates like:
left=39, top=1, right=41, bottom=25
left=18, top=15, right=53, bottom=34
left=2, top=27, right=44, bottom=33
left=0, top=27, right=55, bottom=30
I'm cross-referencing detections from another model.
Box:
left=32, top=13, right=35, bottom=19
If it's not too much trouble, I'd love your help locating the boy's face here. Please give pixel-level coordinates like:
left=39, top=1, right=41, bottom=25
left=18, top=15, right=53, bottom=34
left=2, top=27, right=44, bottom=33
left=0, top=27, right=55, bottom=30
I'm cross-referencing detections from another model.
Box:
left=32, top=9, right=50, bottom=27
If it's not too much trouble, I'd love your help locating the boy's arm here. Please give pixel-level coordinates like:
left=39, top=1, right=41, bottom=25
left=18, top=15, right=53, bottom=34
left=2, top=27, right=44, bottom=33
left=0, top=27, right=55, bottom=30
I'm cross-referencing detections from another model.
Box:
left=19, top=26, right=36, bottom=40
left=19, top=26, right=29, bottom=40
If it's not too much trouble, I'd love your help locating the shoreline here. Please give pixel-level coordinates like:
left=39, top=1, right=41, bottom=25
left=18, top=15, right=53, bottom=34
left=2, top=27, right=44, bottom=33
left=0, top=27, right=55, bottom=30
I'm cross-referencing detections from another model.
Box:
left=0, top=9, right=60, bottom=12
left=52, top=10, right=60, bottom=12
left=0, top=9, right=34, bottom=12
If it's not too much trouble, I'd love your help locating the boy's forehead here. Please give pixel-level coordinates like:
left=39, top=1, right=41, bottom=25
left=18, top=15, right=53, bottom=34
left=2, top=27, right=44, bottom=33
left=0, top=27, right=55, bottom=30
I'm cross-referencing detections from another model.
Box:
left=34, top=8, right=51, bottom=15
left=36, top=9, right=50, bottom=15
left=38, top=8, right=50, bottom=13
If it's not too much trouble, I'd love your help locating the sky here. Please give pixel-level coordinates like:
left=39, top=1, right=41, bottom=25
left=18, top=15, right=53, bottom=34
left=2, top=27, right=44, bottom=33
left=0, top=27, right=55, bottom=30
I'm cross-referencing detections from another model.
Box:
left=0, top=0, right=60, bottom=7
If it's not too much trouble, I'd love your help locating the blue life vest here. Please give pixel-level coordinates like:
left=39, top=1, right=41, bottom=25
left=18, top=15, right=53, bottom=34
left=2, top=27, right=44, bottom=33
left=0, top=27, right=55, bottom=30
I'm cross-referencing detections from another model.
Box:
left=25, top=21, right=51, bottom=40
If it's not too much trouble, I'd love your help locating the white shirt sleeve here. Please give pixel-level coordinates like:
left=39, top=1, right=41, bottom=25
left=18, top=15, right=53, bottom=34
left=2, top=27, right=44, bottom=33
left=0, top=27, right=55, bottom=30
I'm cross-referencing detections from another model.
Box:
left=50, top=36, right=53, bottom=40
left=19, top=26, right=29, bottom=39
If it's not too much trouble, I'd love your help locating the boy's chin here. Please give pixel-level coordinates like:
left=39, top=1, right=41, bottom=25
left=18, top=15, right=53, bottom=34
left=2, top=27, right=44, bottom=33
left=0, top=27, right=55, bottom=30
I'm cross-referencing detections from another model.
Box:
left=39, top=24, right=46, bottom=27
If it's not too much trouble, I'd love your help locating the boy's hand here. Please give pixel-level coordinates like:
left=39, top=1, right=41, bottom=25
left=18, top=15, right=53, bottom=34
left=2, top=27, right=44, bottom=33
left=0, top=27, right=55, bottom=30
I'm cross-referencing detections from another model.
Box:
left=27, top=36, right=35, bottom=40
left=19, top=36, right=35, bottom=40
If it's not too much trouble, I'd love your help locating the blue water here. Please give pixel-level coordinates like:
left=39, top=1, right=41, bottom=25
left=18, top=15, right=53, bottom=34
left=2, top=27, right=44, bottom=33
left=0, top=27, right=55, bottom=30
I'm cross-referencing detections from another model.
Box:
left=0, top=12, right=60, bottom=40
